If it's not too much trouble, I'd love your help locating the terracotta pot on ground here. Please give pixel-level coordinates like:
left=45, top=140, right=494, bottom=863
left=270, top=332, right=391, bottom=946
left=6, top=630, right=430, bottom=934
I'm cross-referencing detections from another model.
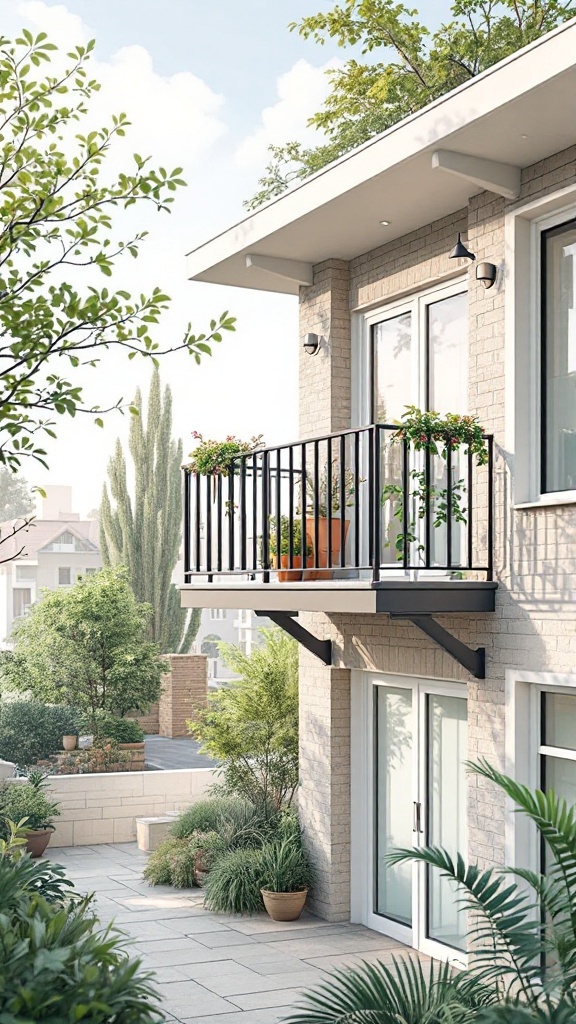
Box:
left=194, top=849, right=210, bottom=887
left=25, top=829, right=53, bottom=858
left=62, top=734, right=77, bottom=751
left=261, top=888, right=308, bottom=922
left=275, top=555, right=303, bottom=582
left=304, top=518, right=350, bottom=580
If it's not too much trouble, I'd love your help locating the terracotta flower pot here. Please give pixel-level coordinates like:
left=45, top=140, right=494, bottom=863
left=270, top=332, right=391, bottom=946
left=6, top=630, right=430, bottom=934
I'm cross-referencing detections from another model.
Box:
left=25, top=828, right=53, bottom=858
left=275, top=555, right=303, bottom=582
left=304, top=518, right=350, bottom=580
left=62, top=734, right=77, bottom=751
left=260, top=888, right=308, bottom=922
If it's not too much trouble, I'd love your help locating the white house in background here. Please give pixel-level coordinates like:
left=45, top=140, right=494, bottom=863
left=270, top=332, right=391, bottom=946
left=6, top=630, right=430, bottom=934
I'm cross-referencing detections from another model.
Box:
left=0, top=485, right=101, bottom=645
left=193, top=607, right=272, bottom=685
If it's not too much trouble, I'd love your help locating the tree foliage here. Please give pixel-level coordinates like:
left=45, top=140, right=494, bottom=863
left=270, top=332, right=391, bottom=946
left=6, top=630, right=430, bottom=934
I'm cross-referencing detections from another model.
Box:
left=286, top=760, right=576, bottom=1024
left=100, top=368, right=200, bottom=654
left=0, top=29, right=235, bottom=473
left=0, top=469, right=33, bottom=520
left=2, top=566, right=164, bottom=720
left=189, top=629, right=299, bottom=808
left=247, top=0, right=576, bottom=208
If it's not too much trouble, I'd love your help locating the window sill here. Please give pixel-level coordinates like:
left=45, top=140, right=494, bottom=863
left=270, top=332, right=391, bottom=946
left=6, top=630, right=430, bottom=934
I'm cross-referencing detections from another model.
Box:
left=515, top=492, right=576, bottom=510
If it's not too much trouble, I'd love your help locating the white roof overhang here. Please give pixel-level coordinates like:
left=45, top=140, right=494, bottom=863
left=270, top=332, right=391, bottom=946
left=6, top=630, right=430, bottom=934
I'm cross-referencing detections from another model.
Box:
left=187, top=19, right=576, bottom=295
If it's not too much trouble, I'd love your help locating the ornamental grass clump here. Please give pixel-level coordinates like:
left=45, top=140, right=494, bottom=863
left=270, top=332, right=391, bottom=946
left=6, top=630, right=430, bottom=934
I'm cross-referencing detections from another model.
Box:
left=203, top=846, right=268, bottom=915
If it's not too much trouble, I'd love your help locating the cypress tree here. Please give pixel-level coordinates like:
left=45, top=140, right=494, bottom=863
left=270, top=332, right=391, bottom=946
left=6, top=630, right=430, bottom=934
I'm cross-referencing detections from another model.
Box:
left=100, top=368, right=200, bottom=653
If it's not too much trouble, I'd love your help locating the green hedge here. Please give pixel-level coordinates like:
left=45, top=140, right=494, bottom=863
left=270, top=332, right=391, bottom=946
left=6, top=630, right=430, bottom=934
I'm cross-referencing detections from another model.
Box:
left=0, top=701, right=80, bottom=766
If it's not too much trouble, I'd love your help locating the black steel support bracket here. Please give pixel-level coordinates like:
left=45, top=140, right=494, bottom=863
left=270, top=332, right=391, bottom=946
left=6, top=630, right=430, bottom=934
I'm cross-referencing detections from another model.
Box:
left=390, top=614, right=486, bottom=679
left=256, top=611, right=332, bottom=666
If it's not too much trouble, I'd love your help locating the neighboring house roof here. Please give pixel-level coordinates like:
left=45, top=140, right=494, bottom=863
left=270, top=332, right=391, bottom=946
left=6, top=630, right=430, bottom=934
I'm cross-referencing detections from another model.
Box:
left=0, top=519, right=99, bottom=564
left=186, top=18, right=576, bottom=294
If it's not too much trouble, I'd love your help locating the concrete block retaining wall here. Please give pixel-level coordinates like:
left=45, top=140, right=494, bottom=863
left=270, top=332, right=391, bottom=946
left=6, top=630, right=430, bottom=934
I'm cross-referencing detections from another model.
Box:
left=42, top=767, right=217, bottom=847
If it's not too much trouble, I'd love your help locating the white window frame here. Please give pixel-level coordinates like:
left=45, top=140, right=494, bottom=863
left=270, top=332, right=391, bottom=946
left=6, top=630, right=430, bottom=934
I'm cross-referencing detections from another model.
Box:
left=58, top=566, right=72, bottom=586
left=209, top=608, right=225, bottom=621
left=506, top=185, right=576, bottom=508
left=351, top=276, right=468, bottom=429
left=506, top=667, right=576, bottom=875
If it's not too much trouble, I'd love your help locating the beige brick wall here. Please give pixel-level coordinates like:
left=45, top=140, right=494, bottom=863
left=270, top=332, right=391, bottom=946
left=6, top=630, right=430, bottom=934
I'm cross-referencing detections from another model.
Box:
left=38, top=768, right=217, bottom=847
left=296, top=143, right=576, bottom=919
left=158, top=654, right=208, bottom=738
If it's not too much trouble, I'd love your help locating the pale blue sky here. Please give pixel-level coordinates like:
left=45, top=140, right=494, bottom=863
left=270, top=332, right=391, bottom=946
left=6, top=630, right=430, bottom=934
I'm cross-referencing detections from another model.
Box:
left=1, top=0, right=453, bottom=514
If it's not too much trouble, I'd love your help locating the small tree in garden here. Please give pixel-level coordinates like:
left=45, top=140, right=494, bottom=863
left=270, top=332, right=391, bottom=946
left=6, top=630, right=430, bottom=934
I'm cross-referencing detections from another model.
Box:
left=189, top=629, right=299, bottom=809
left=2, top=566, right=163, bottom=721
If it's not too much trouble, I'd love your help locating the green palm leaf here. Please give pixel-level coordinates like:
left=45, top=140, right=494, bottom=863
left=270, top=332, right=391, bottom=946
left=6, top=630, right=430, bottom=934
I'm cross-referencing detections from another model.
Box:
left=282, top=955, right=496, bottom=1024
left=386, top=845, right=543, bottom=998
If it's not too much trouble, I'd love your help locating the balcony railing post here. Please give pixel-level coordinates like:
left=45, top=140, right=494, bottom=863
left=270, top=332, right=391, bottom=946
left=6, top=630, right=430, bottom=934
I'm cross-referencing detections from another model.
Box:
left=262, top=448, right=270, bottom=583
left=239, top=457, right=247, bottom=572
left=446, top=444, right=452, bottom=571
left=227, top=463, right=235, bottom=571
left=184, top=470, right=190, bottom=581
left=373, top=426, right=381, bottom=583
left=487, top=435, right=494, bottom=581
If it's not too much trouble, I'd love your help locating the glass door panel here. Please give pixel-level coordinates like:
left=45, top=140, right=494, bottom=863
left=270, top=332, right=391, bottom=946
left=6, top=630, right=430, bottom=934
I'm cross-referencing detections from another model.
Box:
left=373, top=313, right=412, bottom=565
left=374, top=685, right=413, bottom=925
left=426, top=694, right=468, bottom=951
left=427, top=292, right=469, bottom=568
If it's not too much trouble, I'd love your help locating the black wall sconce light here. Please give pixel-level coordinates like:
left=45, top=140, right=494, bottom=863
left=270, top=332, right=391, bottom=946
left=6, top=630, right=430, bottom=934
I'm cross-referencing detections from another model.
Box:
left=475, top=261, right=497, bottom=290
left=303, top=333, right=321, bottom=356
left=449, top=232, right=476, bottom=262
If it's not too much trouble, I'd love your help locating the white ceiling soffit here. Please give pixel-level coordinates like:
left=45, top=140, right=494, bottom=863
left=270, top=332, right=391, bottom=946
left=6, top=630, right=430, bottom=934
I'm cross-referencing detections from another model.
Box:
left=187, top=19, right=576, bottom=296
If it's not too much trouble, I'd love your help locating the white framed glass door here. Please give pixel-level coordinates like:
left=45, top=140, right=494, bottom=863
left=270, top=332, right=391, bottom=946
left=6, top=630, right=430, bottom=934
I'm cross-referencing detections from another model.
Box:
left=355, top=280, right=469, bottom=572
left=351, top=671, right=468, bottom=961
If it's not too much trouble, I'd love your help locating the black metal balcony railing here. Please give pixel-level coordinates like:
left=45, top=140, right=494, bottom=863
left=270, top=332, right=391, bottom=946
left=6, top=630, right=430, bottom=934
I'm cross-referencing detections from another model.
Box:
left=183, top=425, right=494, bottom=585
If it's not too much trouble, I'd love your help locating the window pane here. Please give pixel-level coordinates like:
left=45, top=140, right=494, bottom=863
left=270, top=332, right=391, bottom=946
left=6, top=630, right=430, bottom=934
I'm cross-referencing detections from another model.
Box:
left=373, top=312, right=412, bottom=423
left=58, top=567, right=71, bottom=585
left=428, top=292, right=468, bottom=415
left=375, top=686, right=413, bottom=925
left=13, top=589, right=31, bottom=618
left=427, top=694, right=468, bottom=952
left=15, top=564, right=36, bottom=581
left=543, top=693, right=576, bottom=750
left=544, top=755, right=576, bottom=807
left=543, top=220, right=576, bottom=493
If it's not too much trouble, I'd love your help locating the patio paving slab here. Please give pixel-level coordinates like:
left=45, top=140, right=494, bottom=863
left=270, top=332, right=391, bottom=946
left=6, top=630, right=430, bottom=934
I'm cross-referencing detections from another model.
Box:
left=47, top=841, right=424, bottom=1024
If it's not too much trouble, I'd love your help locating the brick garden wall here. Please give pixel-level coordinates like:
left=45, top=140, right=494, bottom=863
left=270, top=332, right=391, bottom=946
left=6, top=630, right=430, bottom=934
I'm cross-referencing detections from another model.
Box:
left=135, top=654, right=208, bottom=738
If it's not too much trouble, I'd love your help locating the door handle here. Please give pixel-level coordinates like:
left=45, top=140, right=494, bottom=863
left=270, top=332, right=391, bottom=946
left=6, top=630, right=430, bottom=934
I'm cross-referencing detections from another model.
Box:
left=413, top=801, right=422, bottom=834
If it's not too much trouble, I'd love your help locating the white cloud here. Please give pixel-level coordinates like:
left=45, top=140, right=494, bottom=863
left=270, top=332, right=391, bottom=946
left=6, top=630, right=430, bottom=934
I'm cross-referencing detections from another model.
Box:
left=234, top=57, right=341, bottom=169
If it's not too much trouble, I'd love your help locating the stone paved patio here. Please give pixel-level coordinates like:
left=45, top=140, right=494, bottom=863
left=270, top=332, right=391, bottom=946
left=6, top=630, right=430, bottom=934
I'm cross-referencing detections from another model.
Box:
left=48, top=842, right=423, bottom=1024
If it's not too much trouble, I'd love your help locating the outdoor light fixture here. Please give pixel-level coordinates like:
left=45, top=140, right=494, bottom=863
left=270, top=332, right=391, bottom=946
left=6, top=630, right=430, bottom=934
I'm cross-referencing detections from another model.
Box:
left=476, top=261, right=497, bottom=289
left=449, top=232, right=476, bottom=262
left=303, top=333, right=320, bottom=356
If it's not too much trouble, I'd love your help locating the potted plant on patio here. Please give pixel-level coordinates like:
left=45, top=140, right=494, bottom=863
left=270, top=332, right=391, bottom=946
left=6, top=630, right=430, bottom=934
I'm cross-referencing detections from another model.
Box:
left=259, top=836, right=313, bottom=922
left=268, top=516, right=312, bottom=582
left=0, top=771, right=60, bottom=857
left=381, top=406, right=488, bottom=560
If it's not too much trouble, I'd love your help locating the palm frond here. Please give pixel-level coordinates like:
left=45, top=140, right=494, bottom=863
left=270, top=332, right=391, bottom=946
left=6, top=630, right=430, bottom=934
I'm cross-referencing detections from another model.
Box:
left=387, top=845, right=542, bottom=997
left=282, top=954, right=496, bottom=1024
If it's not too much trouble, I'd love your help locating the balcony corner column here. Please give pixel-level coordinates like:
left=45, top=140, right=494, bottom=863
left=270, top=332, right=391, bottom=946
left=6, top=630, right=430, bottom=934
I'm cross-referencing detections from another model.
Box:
left=299, top=259, right=351, bottom=437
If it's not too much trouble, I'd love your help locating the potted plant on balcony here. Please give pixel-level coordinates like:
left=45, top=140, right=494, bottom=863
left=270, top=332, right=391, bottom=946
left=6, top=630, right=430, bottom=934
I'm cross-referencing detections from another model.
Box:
left=259, top=835, right=313, bottom=922
left=381, top=406, right=488, bottom=560
left=185, top=432, right=264, bottom=477
left=268, top=516, right=312, bottom=582
left=303, top=462, right=358, bottom=580
left=0, top=771, right=60, bottom=857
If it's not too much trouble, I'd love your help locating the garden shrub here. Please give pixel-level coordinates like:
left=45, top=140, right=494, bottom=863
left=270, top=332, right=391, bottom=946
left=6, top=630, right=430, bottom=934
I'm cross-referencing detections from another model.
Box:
left=170, top=795, right=280, bottom=848
left=144, top=831, right=227, bottom=889
left=169, top=796, right=250, bottom=838
left=0, top=701, right=80, bottom=766
left=82, top=710, right=145, bottom=743
left=0, top=854, right=162, bottom=1022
